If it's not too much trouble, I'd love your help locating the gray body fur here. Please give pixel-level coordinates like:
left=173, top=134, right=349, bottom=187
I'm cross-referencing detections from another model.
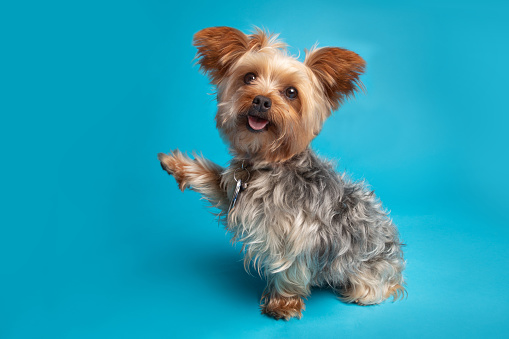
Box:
left=220, top=149, right=405, bottom=303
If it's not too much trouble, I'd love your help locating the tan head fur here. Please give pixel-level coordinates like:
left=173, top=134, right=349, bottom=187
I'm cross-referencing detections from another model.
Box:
left=193, top=27, right=366, bottom=163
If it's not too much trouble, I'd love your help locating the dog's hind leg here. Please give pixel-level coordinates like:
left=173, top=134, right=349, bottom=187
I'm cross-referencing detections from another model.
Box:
left=339, top=259, right=406, bottom=305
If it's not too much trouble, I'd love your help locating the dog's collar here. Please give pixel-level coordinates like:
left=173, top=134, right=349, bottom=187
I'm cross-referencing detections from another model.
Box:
left=233, top=160, right=251, bottom=182
left=227, top=160, right=275, bottom=215
left=234, top=159, right=273, bottom=173
left=228, top=161, right=250, bottom=215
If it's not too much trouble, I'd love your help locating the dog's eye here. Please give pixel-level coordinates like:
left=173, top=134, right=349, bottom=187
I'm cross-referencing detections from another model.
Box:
left=285, top=87, right=298, bottom=99
left=244, top=73, right=256, bottom=84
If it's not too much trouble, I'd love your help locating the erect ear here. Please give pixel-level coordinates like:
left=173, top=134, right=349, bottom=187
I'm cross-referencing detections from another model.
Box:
left=305, top=47, right=366, bottom=111
left=193, top=27, right=249, bottom=84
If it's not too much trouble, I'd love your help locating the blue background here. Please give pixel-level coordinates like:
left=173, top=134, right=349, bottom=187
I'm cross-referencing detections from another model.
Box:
left=1, top=0, right=508, bottom=338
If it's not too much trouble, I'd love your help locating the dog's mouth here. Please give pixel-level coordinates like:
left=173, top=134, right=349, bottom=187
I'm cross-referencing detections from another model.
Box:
left=247, top=115, right=269, bottom=131
left=245, top=108, right=270, bottom=133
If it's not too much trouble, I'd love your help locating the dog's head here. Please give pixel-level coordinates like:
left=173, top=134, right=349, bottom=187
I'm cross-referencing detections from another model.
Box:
left=194, top=27, right=365, bottom=163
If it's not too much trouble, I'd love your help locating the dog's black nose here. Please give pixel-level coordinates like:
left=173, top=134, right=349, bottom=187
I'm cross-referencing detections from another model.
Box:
left=252, top=95, right=272, bottom=112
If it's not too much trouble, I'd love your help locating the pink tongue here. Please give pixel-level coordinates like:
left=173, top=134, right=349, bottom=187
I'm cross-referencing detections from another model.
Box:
left=248, top=115, right=269, bottom=130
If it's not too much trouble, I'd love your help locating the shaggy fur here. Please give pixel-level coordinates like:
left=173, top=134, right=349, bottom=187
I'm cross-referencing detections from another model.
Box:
left=159, top=27, right=406, bottom=320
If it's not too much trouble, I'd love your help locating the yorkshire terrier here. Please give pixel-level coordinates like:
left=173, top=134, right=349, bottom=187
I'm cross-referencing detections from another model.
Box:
left=158, top=27, right=406, bottom=320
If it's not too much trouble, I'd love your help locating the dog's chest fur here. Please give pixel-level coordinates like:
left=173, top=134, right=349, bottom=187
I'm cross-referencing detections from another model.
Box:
left=221, top=149, right=349, bottom=274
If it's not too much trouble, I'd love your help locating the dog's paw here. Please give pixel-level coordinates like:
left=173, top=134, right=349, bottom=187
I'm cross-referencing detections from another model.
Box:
left=261, top=295, right=305, bottom=320
left=157, top=151, right=189, bottom=191
left=158, top=152, right=175, bottom=174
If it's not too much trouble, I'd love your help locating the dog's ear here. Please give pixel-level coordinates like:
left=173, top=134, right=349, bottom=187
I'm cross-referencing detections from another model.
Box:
left=305, top=47, right=365, bottom=111
left=193, top=27, right=249, bottom=84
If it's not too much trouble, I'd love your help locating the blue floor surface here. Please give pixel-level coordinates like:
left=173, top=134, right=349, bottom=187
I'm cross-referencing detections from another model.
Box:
left=2, top=0, right=508, bottom=338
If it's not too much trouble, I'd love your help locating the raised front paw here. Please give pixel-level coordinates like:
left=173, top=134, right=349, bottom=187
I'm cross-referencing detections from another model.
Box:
left=158, top=150, right=190, bottom=191
left=261, top=295, right=305, bottom=320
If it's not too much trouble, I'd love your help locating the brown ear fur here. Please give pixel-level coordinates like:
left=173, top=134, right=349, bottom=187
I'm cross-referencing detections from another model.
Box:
left=305, top=47, right=366, bottom=111
left=193, top=27, right=249, bottom=84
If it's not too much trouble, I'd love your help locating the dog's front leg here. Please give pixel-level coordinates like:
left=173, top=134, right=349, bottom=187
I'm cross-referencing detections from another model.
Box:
left=261, top=261, right=311, bottom=320
left=158, top=150, right=227, bottom=208
left=261, top=291, right=306, bottom=321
